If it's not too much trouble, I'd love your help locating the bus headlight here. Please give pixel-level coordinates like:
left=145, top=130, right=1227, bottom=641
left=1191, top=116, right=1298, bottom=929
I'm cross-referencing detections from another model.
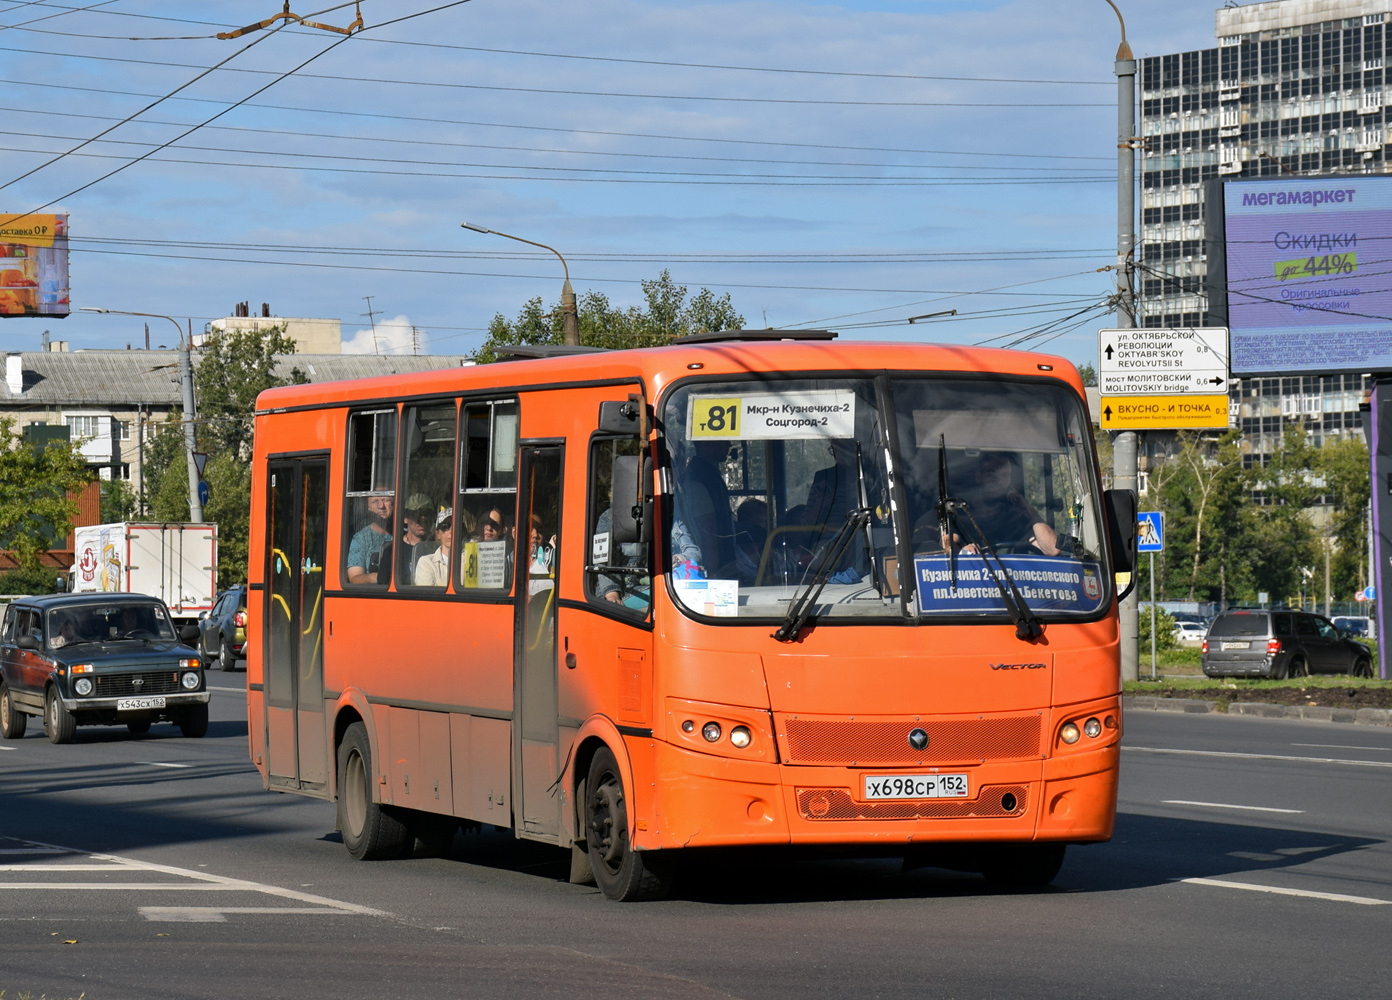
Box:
left=1083, top=717, right=1102, bottom=739
left=1060, top=722, right=1081, bottom=744
left=702, top=722, right=722, bottom=743
left=181, top=672, right=200, bottom=690
left=729, top=725, right=752, bottom=749
left=74, top=678, right=93, bottom=696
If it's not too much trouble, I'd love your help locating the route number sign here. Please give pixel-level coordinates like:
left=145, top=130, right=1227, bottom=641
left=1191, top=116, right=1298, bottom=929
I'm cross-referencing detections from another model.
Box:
left=687, top=390, right=855, bottom=440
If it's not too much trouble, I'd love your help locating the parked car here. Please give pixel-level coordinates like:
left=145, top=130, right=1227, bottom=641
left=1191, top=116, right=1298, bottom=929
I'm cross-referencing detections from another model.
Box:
left=0, top=594, right=210, bottom=744
left=1332, top=616, right=1373, bottom=639
left=1172, top=621, right=1208, bottom=647
left=198, top=586, right=247, bottom=672
left=1202, top=609, right=1374, bottom=679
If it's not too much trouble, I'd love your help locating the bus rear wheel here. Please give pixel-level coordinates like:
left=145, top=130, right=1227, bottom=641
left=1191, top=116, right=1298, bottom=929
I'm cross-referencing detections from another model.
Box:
left=980, top=843, right=1066, bottom=888
left=585, top=746, right=672, bottom=901
left=338, top=722, right=409, bottom=861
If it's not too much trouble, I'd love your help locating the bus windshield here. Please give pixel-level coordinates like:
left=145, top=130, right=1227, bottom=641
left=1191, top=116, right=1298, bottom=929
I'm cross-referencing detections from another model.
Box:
left=661, top=375, right=1108, bottom=623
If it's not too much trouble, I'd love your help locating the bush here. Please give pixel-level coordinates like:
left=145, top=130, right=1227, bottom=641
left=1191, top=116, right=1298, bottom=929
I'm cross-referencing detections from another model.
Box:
left=1139, top=607, right=1178, bottom=651
left=0, top=566, right=65, bottom=594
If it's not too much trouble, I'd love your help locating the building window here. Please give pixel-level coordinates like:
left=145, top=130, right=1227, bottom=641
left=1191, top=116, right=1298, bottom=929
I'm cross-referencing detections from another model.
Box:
left=118, top=421, right=131, bottom=441
left=66, top=415, right=100, bottom=438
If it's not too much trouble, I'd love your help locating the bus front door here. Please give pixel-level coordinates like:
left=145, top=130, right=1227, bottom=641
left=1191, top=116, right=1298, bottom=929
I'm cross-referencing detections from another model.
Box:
left=514, top=444, right=563, bottom=840
left=265, top=457, right=330, bottom=792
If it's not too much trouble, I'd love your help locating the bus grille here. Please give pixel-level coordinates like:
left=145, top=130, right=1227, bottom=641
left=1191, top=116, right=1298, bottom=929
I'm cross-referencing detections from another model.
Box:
left=781, top=715, right=1040, bottom=766
left=93, top=672, right=181, bottom=697
left=796, top=785, right=1028, bottom=821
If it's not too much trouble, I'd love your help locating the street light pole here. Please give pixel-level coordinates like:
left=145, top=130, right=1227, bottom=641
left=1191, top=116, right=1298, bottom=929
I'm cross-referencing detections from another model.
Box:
left=80, top=307, right=203, bottom=523
left=1105, top=0, right=1140, bottom=682
left=461, top=223, right=579, bottom=346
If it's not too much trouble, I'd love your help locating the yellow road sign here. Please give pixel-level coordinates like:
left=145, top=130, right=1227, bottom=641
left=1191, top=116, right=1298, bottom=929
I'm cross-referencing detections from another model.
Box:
left=1098, top=394, right=1229, bottom=430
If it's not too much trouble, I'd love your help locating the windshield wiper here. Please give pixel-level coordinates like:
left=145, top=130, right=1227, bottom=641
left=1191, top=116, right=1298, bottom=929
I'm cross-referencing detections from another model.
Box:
left=773, top=506, right=872, bottom=643
left=935, top=435, right=1043, bottom=641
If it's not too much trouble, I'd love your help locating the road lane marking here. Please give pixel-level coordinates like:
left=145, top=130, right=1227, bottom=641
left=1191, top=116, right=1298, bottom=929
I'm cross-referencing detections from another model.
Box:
left=136, top=762, right=193, bottom=769
left=1163, top=800, right=1305, bottom=814
left=0, top=864, right=134, bottom=871
left=139, top=906, right=349, bottom=923
left=1291, top=743, right=1392, bottom=752
left=1125, top=746, right=1392, bottom=769
left=0, top=745, right=15, bottom=751
left=1181, top=877, right=1391, bottom=906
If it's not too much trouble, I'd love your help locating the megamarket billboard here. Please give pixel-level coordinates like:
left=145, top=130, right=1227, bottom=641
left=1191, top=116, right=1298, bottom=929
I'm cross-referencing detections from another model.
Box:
left=1208, top=176, right=1392, bottom=376
left=0, top=212, right=69, bottom=318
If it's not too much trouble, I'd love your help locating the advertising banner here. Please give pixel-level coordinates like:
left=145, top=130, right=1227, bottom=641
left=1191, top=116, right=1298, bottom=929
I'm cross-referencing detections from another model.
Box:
left=0, top=212, right=69, bottom=317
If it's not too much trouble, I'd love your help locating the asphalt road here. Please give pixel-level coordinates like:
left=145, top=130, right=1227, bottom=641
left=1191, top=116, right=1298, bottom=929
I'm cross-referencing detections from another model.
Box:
left=2, top=671, right=1391, bottom=1000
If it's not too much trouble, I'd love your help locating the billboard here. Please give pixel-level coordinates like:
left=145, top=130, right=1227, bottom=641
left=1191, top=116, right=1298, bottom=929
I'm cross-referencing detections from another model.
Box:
left=1209, top=176, right=1392, bottom=376
left=0, top=212, right=69, bottom=318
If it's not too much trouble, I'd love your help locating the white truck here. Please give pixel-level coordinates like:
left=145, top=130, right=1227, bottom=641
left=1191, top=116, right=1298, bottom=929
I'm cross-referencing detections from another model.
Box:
left=69, top=522, right=218, bottom=626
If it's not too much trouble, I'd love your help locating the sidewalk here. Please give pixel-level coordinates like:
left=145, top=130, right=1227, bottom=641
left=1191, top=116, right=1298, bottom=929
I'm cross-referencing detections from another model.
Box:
left=1124, top=695, right=1392, bottom=727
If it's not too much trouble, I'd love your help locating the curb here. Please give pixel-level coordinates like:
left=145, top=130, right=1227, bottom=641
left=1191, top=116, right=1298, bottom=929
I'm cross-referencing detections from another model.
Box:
left=1123, top=695, right=1392, bottom=727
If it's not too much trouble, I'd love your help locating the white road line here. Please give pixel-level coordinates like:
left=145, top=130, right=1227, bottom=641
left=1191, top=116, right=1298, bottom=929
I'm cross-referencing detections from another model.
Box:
left=1181, top=877, right=1391, bottom=906
left=0, top=864, right=132, bottom=871
left=1163, top=800, right=1305, bottom=814
left=207, top=686, right=246, bottom=694
left=1291, top=743, right=1392, bottom=752
left=0, top=745, right=15, bottom=750
left=139, top=906, right=352, bottom=923
left=1125, top=746, right=1392, bottom=769
left=136, top=761, right=193, bottom=769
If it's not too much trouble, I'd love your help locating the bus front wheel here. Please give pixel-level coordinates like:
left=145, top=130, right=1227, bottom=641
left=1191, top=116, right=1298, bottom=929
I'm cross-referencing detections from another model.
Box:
left=585, top=746, right=672, bottom=902
left=338, top=722, right=410, bottom=861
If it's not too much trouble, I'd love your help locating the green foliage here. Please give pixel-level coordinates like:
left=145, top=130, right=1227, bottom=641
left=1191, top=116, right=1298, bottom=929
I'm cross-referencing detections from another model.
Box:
left=1138, top=607, right=1177, bottom=651
left=1315, top=436, right=1370, bottom=597
left=1076, top=362, right=1097, bottom=387
left=196, top=323, right=306, bottom=460
left=1147, top=429, right=1249, bottom=603
left=0, top=417, right=92, bottom=571
left=0, top=565, right=65, bottom=594
left=100, top=478, right=138, bottom=523
left=477, top=270, right=744, bottom=362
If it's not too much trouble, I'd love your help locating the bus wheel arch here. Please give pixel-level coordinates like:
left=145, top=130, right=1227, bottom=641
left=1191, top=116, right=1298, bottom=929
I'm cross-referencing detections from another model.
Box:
left=568, top=721, right=639, bottom=849
left=336, top=719, right=410, bottom=860
left=584, top=743, right=673, bottom=901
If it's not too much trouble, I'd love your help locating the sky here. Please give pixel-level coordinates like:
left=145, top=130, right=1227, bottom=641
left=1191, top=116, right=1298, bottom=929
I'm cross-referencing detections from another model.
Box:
left=0, top=0, right=1230, bottom=363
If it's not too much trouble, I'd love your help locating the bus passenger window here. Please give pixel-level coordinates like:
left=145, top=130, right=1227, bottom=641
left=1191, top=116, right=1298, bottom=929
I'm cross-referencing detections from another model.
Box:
left=586, top=437, right=651, bottom=614
left=344, top=409, right=397, bottom=587
left=398, top=402, right=458, bottom=588
left=456, top=399, right=520, bottom=592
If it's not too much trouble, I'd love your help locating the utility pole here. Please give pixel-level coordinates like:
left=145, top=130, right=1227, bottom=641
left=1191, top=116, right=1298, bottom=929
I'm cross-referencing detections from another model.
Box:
left=362, top=295, right=380, bottom=354
left=1107, top=0, right=1140, bottom=681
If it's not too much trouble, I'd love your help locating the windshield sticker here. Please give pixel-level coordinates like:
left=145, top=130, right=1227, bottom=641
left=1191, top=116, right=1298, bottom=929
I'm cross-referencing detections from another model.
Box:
left=688, top=391, right=855, bottom=441
left=461, top=540, right=508, bottom=589
left=673, top=578, right=739, bottom=616
left=913, top=555, right=1104, bottom=614
left=591, top=530, right=610, bottom=564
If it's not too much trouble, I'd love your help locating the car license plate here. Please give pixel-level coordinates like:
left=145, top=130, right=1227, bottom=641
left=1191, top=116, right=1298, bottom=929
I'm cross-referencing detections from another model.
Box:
left=1221, top=641, right=1250, bottom=650
left=116, top=696, right=166, bottom=711
left=863, top=773, right=969, bottom=800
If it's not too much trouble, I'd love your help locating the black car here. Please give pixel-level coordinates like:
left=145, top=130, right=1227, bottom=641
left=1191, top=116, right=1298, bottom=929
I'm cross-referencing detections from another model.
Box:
left=198, top=586, right=248, bottom=672
left=0, top=594, right=210, bottom=744
left=1202, top=609, right=1374, bottom=679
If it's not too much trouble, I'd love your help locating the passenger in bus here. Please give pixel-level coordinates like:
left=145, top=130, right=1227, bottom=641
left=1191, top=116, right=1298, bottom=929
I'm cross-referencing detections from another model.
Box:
left=960, top=452, right=1059, bottom=557
left=347, top=495, right=394, bottom=585
left=732, top=498, right=769, bottom=582
left=527, top=514, right=556, bottom=598
left=681, top=440, right=736, bottom=576
left=400, top=494, right=436, bottom=582
left=412, top=508, right=455, bottom=588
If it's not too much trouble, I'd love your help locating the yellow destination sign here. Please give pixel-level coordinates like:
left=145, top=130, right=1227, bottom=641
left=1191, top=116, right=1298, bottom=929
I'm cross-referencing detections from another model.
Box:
left=1098, top=394, right=1229, bottom=429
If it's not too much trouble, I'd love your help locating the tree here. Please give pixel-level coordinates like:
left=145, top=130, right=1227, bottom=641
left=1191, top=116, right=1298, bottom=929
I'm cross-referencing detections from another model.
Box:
left=1076, top=362, right=1097, bottom=387
left=0, top=417, right=92, bottom=571
left=1247, top=422, right=1319, bottom=605
left=477, top=270, right=744, bottom=361
left=100, top=479, right=138, bottom=523
left=1314, top=436, right=1370, bottom=598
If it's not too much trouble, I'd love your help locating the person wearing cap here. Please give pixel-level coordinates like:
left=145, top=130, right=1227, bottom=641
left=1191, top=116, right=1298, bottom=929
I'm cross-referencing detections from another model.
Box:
left=413, top=508, right=455, bottom=588
left=399, top=493, right=437, bottom=583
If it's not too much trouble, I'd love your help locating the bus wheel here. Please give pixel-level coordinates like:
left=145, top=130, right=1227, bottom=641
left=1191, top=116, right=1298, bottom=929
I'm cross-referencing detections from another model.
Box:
left=44, top=689, right=76, bottom=745
left=980, top=843, right=1066, bottom=888
left=585, top=746, right=672, bottom=901
left=0, top=683, right=27, bottom=739
left=338, top=722, right=410, bottom=861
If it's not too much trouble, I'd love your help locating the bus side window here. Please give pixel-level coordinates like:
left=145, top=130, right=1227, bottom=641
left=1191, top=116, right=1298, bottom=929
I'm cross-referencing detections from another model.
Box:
left=343, top=408, right=398, bottom=587
left=456, top=399, right=520, bottom=592
left=398, top=401, right=459, bottom=589
left=586, top=436, right=651, bottom=615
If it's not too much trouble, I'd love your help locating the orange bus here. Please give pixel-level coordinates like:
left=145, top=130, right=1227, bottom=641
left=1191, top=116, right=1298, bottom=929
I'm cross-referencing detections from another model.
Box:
left=246, top=332, right=1137, bottom=901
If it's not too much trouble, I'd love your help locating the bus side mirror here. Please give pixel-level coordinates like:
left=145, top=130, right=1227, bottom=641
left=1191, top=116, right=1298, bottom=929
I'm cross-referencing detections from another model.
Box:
left=1104, top=488, right=1138, bottom=601
left=598, top=397, right=646, bottom=435
left=611, top=453, right=652, bottom=545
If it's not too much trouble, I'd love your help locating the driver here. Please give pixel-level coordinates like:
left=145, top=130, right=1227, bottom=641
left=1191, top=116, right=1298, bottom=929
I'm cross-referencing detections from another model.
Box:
left=50, top=614, right=78, bottom=648
left=961, top=452, right=1059, bottom=557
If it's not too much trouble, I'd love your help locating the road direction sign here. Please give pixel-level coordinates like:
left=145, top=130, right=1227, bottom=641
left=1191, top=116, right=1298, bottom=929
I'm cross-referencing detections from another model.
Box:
left=197, top=480, right=210, bottom=507
left=1137, top=512, right=1163, bottom=553
left=1097, top=327, right=1229, bottom=396
left=1097, top=394, right=1229, bottom=429
left=192, top=452, right=209, bottom=477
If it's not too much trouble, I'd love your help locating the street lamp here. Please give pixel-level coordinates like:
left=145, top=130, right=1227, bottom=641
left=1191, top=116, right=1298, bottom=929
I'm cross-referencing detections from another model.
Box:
left=461, top=222, right=579, bottom=347
left=80, top=307, right=203, bottom=523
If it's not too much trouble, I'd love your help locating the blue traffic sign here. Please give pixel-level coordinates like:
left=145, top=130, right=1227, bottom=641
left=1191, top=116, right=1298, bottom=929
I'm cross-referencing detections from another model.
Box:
left=1137, top=512, right=1164, bottom=553
left=197, top=479, right=210, bottom=507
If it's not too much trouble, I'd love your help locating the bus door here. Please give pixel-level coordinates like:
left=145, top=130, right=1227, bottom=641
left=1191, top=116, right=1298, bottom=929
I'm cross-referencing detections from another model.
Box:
left=514, top=444, right=564, bottom=839
left=265, top=457, right=330, bottom=791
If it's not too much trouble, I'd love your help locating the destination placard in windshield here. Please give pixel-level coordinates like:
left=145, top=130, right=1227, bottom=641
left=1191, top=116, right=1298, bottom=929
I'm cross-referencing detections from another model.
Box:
left=914, top=555, right=1105, bottom=615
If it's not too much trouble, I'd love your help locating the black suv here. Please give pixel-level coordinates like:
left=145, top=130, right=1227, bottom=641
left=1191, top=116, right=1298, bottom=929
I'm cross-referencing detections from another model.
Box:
left=198, top=586, right=247, bottom=672
left=1202, top=609, right=1374, bottom=679
left=0, top=594, right=210, bottom=743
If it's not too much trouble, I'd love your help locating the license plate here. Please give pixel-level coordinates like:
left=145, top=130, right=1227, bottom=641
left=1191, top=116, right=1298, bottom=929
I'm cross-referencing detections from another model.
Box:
left=864, top=773, right=969, bottom=800
left=116, top=696, right=166, bottom=711
left=1221, top=641, right=1250, bottom=650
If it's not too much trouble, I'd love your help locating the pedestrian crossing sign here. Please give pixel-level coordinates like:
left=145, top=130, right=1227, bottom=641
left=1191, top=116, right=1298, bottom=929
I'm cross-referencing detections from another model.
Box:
left=1137, top=512, right=1163, bottom=553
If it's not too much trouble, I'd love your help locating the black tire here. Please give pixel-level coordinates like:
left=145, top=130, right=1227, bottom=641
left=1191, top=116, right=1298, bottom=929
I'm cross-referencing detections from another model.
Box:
left=0, top=683, right=27, bottom=739
left=126, top=720, right=152, bottom=735
left=220, top=636, right=237, bottom=672
left=980, top=843, right=1067, bottom=888
left=585, top=745, right=673, bottom=901
left=1353, top=657, right=1374, bottom=679
left=44, top=688, right=76, bottom=745
left=338, top=722, right=410, bottom=861
left=1287, top=657, right=1308, bottom=679
left=178, top=703, right=209, bottom=738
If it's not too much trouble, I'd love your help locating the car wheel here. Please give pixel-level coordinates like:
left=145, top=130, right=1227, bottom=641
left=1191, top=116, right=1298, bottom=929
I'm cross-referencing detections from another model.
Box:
left=585, top=745, right=673, bottom=901
left=0, top=683, right=27, bottom=739
left=1288, top=657, right=1308, bottom=679
left=178, top=703, right=208, bottom=738
left=981, top=843, right=1067, bottom=888
left=126, top=720, right=152, bottom=735
left=44, top=688, right=76, bottom=745
left=1353, top=657, right=1373, bottom=679
left=220, top=636, right=237, bottom=672
left=338, top=721, right=410, bottom=860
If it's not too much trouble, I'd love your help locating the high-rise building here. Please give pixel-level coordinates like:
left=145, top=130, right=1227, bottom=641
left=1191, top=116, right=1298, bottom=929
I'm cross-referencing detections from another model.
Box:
left=1139, top=0, right=1383, bottom=464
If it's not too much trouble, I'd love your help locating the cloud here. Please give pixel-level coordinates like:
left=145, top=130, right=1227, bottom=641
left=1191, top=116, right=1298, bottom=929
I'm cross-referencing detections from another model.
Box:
left=342, top=315, right=430, bottom=355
